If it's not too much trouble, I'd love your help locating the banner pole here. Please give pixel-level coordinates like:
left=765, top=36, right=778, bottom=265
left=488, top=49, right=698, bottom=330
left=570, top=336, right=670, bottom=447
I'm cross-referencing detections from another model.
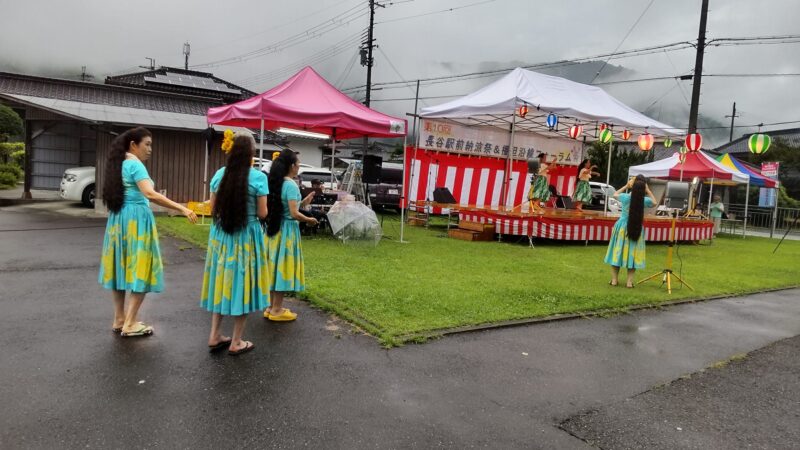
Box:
left=504, top=110, right=517, bottom=209
left=743, top=179, right=749, bottom=238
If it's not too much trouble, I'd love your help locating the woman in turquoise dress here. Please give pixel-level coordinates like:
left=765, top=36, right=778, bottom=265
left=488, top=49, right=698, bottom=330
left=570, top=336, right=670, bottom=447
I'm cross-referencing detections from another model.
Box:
left=604, top=174, right=657, bottom=287
left=572, top=158, right=600, bottom=211
left=264, top=150, right=318, bottom=322
left=200, top=133, right=269, bottom=355
left=99, top=127, right=197, bottom=337
left=528, top=153, right=557, bottom=213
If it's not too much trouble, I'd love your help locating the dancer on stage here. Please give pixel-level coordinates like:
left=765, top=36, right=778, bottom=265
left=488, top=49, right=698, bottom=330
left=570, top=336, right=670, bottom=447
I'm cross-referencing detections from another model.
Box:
left=99, top=127, right=198, bottom=337
left=200, top=132, right=270, bottom=356
left=572, top=159, right=600, bottom=211
left=528, top=153, right=557, bottom=213
left=604, top=174, right=657, bottom=288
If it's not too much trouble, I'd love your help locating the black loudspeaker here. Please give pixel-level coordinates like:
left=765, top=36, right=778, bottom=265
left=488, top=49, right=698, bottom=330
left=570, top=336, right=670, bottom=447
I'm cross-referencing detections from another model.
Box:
left=665, top=181, right=689, bottom=210
left=363, top=155, right=382, bottom=183
left=556, top=195, right=574, bottom=209
left=433, top=187, right=457, bottom=204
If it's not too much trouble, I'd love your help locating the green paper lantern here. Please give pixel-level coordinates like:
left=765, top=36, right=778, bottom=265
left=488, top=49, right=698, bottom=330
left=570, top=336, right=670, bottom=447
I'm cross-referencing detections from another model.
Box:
left=663, top=138, right=673, bottom=148
left=678, top=146, right=687, bottom=163
left=748, top=133, right=771, bottom=154
left=599, top=128, right=613, bottom=144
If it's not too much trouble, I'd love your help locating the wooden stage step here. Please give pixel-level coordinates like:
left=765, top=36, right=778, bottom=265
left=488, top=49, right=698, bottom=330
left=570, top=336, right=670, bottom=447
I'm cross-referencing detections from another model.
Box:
left=458, top=220, right=495, bottom=233
left=448, top=228, right=495, bottom=241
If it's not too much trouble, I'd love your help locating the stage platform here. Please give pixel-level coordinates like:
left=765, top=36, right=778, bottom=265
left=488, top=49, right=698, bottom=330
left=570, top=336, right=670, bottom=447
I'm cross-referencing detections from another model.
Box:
left=408, top=202, right=713, bottom=242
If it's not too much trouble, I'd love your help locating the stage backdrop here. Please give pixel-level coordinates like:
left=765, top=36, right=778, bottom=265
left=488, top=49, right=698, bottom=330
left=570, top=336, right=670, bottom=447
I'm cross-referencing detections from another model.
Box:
left=404, top=148, right=578, bottom=214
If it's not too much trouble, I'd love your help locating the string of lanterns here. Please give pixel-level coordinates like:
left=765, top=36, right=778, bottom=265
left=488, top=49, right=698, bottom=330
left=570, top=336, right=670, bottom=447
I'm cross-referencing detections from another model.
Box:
left=519, top=108, right=772, bottom=156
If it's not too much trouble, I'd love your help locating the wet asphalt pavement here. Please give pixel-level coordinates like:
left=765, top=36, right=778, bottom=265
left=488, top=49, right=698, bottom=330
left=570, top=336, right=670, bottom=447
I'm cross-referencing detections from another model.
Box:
left=1, top=207, right=799, bottom=449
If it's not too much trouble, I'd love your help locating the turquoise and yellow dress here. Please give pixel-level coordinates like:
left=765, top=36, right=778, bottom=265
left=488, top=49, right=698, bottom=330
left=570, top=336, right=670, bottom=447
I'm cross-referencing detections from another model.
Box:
left=267, top=179, right=306, bottom=292
left=530, top=164, right=551, bottom=201
left=604, top=193, right=656, bottom=269
left=99, top=159, right=163, bottom=293
left=200, top=167, right=270, bottom=316
left=573, top=169, right=593, bottom=203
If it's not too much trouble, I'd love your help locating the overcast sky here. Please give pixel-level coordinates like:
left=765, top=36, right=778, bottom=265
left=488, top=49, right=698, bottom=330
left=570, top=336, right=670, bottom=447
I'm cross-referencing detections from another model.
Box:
left=2, top=0, right=799, bottom=146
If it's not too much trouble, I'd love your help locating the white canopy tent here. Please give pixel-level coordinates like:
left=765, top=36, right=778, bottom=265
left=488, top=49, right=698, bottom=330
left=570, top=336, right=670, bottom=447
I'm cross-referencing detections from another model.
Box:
left=406, top=68, right=683, bottom=241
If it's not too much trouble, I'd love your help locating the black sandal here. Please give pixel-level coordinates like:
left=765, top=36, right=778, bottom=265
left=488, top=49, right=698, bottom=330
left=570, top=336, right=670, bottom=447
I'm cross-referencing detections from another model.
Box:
left=228, top=341, right=255, bottom=356
left=208, top=339, right=232, bottom=353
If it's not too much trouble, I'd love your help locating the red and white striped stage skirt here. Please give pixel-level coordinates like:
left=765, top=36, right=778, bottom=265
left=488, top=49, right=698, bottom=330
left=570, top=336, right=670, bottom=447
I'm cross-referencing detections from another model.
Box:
left=458, top=209, right=714, bottom=242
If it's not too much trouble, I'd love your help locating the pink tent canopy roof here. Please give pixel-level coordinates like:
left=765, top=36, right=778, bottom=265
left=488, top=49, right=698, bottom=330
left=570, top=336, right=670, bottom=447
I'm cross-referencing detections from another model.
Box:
left=628, top=150, right=749, bottom=183
left=206, top=66, right=407, bottom=139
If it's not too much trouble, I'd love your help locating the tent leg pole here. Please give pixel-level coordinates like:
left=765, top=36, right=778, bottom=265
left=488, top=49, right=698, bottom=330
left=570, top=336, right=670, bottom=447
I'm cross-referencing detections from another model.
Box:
left=604, top=142, right=613, bottom=214
left=259, top=119, right=265, bottom=163
left=707, top=177, right=714, bottom=218
left=770, top=187, right=779, bottom=238
left=743, top=180, right=749, bottom=238
left=400, top=134, right=408, bottom=243
left=505, top=111, right=517, bottom=209
left=331, top=129, right=337, bottom=189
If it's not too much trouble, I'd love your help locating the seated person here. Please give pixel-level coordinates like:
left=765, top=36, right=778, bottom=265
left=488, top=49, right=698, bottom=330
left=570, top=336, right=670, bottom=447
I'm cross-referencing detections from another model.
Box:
left=299, top=179, right=328, bottom=233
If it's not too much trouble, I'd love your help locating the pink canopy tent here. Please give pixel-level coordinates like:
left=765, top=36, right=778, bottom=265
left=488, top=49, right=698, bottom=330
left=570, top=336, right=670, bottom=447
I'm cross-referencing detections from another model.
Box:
left=628, top=150, right=749, bottom=183
left=207, top=66, right=407, bottom=140
left=206, top=66, right=410, bottom=238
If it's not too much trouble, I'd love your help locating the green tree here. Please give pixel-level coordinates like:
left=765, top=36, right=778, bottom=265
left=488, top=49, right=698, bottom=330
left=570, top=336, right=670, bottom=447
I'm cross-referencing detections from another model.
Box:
left=586, top=142, right=651, bottom=189
left=0, top=105, right=23, bottom=142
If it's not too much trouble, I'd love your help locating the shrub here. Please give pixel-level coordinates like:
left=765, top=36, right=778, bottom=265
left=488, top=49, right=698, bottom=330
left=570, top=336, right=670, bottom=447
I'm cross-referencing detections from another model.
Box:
left=0, top=163, right=23, bottom=179
left=0, top=172, right=17, bottom=188
left=10, top=150, right=24, bottom=168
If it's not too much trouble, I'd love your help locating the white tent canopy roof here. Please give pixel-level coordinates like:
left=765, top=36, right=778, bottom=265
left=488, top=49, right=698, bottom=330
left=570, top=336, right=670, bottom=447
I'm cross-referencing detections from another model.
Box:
left=420, top=68, right=683, bottom=137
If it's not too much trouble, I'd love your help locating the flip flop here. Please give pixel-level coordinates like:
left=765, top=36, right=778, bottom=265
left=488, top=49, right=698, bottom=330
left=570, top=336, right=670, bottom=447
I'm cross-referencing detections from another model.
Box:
left=608, top=281, right=618, bottom=286
left=112, top=327, right=123, bottom=334
left=208, top=339, right=232, bottom=353
left=228, top=341, right=255, bottom=356
left=121, top=323, right=154, bottom=337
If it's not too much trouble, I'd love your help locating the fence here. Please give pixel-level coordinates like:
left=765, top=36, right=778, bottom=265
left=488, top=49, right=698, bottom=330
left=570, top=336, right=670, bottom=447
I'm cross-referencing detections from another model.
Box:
left=726, top=203, right=800, bottom=236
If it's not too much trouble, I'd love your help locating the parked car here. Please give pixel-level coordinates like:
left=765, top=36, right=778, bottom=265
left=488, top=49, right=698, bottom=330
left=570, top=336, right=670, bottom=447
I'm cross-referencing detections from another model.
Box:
left=60, top=167, right=95, bottom=207
left=366, top=162, right=403, bottom=210
left=586, top=181, right=621, bottom=213
left=255, top=158, right=314, bottom=173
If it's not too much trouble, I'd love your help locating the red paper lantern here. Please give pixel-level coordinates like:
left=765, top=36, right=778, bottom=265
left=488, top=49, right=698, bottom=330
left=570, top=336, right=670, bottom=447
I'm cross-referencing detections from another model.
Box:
left=518, top=105, right=529, bottom=118
left=637, top=134, right=654, bottom=151
left=598, top=123, right=607, bottom=132
left=685, top=133, right=703, bottom=152
left=621, top=129, right=631, bottom=141
left=568, top=124, right=583, bottom=139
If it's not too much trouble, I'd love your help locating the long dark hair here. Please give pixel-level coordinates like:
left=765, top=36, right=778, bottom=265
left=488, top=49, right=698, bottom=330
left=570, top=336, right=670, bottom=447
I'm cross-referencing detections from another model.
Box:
left=627, top=174, right=647, bottom=241
left=575, top=158, right=590, bottom=186
left=266, top=149, right=298, bottom=236
left=103, top=127, right=152, bottom=213
left=212, top=134, right=255, bottom=234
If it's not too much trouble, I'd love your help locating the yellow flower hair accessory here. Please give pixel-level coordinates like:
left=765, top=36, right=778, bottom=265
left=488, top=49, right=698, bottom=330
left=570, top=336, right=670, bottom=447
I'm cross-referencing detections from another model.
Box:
left=221, top=129, right=234, bottom=153
left=272, top=151, right=281, bottom=161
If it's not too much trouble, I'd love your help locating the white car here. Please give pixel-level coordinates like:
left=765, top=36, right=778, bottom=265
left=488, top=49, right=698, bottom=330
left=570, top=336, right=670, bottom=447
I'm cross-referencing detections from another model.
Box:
left=259, top=163, right=338, bottom=190
left=588, top=181, right=621, bottom=213
left=60, top=167, right=95, bottom=207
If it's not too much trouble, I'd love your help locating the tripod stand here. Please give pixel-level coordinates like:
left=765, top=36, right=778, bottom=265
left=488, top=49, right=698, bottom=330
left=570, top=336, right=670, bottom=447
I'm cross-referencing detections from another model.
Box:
left=773, top=215, right=799, bottom=254
left=638, top=209, right=694, bottom=294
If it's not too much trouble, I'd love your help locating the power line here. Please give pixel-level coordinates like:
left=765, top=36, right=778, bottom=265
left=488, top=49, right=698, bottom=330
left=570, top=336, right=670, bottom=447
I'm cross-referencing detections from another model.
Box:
left=335, top=50, right=361, bottom=88
left=191, top=4, right=368, bottom=69
left=376, top=46, right=429, bottom=106
left=590, top=0, right=657, bottom=83
left=376, top=0, right=500, bottom=25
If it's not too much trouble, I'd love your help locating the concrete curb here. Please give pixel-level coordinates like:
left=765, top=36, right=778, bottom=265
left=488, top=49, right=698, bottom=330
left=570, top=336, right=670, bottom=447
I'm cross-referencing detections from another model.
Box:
left=394, top=285, right=800, bottom=344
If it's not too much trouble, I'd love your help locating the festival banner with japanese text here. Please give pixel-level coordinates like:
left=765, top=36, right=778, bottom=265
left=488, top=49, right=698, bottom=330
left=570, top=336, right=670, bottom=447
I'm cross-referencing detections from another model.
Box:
left=418, top=119, right=583, bottom=165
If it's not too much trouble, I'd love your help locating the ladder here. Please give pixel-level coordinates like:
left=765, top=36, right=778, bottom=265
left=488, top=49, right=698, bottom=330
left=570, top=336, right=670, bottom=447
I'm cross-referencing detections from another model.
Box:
left=340, top=161, right=371, bottom=207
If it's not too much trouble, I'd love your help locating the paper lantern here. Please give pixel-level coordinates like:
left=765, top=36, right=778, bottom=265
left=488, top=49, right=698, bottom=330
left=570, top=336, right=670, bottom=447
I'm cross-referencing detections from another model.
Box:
left=748, top=133, right=771, bottom=154
left=546, top=113, right=558, bottom=129
left=568, top=124, right=583, bottom=139
left=518, top=105, right=529, bottom=118
left=599, top=128, right=613, bottom=144
left=678, top=146, right=687, bottom=163
left=663, top=138, right=673, bottom=148
left=685, top=133, right=703, bottom=152
left=638, top=134, right=654, bottom=151
left=621, top=129, right=631, bottom=141
left=599, top=123, right=608, bottom=132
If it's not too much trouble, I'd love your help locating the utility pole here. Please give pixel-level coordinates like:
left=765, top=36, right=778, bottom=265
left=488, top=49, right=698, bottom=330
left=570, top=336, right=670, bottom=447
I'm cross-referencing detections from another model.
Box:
left=361, top=0, right=384, bottom=164
left=183, top=42, right=191, bottom=70
left=687, top=0, right=709, bottom=133
left=725, top=102, right=739, bottom=142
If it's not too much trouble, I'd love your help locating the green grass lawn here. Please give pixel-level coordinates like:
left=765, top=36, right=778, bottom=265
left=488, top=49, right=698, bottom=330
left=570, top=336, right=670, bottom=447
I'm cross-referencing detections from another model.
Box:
left=158, top=214, right=800, bottom=345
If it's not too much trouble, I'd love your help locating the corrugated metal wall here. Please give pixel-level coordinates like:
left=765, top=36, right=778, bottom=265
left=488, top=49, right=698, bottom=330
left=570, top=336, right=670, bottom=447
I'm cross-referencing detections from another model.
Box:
left=96, top=127, right=226, bottom=204
left=30, top=121, right=96, bottom=189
